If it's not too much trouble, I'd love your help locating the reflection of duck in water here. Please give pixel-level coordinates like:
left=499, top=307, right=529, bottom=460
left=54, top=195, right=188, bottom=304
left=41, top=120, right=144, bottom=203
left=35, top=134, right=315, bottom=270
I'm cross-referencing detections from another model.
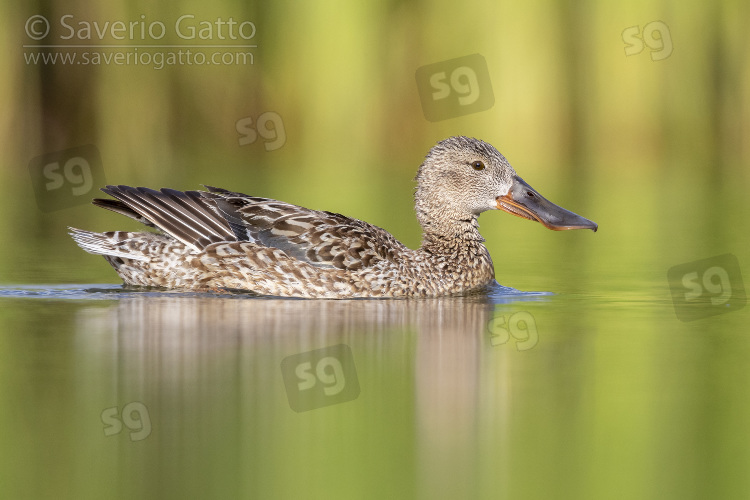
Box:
left=70, top=136, right=597, bottom=298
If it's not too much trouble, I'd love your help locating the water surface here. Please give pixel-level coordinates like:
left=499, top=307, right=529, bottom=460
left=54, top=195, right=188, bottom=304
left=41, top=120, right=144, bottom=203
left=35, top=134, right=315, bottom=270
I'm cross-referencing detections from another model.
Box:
left=1, top=279, right=747, bottom=500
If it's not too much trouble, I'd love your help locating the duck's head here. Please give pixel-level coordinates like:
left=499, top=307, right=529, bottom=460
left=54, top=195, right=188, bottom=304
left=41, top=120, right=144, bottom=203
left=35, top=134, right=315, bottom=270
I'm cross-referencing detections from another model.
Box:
left=415, top=136, right=598, bottom=233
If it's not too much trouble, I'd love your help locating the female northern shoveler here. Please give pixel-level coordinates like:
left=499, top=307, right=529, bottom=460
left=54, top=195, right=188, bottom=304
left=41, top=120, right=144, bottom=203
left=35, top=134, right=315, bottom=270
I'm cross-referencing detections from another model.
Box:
left=70, top=136, right=597, bottom=298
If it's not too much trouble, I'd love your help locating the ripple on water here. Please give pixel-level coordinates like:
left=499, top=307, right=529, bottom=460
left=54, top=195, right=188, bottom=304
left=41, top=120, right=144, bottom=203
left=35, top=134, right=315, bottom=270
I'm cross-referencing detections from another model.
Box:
left=0, top=281, right=551, bottom=304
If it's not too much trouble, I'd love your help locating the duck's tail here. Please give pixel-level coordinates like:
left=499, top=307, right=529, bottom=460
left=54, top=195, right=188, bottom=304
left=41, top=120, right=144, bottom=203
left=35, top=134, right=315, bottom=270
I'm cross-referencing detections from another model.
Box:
left=69, top=228, right=151, bottom=261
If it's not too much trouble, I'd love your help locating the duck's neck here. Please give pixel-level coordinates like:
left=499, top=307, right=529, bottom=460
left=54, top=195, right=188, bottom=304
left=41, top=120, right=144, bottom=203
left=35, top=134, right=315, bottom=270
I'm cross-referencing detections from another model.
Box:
left=415, top=203, right=495, bottom=288
left=418, top=215, right=486, bottom=256
left=415, top=193, right=487, bottom=252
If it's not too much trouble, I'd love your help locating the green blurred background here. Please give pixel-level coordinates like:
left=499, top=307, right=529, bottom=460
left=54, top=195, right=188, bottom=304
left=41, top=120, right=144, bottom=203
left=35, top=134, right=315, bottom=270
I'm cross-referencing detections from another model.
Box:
left=2, top=1, right=750, bottom=500
left=2, top=0, right=748, bottom=289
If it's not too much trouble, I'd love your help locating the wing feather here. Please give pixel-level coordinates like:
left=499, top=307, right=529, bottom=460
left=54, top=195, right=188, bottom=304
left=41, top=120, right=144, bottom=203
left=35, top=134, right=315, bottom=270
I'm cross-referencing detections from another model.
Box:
left=93, top=185, right=406, bottom=270
left=214, top=195, right=406, bottom=270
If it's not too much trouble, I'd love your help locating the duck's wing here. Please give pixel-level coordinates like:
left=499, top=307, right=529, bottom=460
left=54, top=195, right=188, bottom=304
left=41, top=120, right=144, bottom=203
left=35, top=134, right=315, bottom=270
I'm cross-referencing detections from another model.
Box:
left=93, top=185, right=237, bottom=251
left=93, top=185, right=406, bottom=271
left=203, top=186, right=407, bottom=271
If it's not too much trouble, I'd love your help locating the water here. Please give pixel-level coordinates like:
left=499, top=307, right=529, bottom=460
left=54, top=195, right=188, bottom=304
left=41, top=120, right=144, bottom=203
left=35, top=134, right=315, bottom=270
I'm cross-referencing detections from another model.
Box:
left=1, top=275, right=747, bottom=499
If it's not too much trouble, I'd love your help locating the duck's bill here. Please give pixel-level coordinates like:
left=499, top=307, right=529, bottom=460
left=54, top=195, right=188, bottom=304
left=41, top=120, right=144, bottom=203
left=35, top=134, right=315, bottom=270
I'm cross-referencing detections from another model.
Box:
left=496, top=175, right=598, bottom=232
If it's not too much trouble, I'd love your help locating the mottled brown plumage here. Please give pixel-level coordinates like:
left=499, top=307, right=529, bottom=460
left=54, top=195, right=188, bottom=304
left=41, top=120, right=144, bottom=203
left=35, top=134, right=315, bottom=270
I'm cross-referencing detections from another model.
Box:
left=70, top=137, right=597, bottom=298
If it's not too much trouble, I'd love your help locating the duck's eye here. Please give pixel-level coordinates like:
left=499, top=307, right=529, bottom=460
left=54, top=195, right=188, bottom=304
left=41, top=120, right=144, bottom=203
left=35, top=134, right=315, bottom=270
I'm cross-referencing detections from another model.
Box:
left=472, top=161, right=485, bottom=171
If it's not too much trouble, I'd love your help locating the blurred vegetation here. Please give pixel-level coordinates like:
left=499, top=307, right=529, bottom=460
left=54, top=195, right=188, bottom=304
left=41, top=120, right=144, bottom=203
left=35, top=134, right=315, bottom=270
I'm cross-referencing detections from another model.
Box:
left=0, top=0, right=748, bottom=285
left=3, top=4, right=749, bottom=498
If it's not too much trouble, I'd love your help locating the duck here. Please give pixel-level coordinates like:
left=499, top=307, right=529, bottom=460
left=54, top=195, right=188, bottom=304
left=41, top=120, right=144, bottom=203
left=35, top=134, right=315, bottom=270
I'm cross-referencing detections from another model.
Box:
left=69, top=136, right=597, bottom=298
